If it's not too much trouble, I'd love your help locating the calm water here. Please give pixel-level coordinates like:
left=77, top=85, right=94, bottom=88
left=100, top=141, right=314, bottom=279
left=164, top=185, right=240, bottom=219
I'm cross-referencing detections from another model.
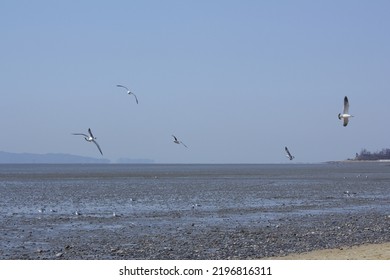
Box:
left=0, top=163, right=389, bottom=225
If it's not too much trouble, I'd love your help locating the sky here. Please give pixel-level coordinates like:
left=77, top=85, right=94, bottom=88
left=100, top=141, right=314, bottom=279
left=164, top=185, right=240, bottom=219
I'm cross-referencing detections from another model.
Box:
left=1, top=0, right=390, bottom=163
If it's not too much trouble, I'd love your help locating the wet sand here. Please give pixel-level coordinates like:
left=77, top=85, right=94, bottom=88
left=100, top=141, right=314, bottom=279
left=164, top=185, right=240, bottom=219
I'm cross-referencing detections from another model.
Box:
left=266, top=242, right=390, bottom=260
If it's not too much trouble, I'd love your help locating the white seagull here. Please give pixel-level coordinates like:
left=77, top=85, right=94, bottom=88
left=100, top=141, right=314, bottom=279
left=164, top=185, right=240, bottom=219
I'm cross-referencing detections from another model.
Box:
left=72, top=128, right=103, bottom=155
left=285, top=146, right=295, bottom=160
left=116, top=84, right=138, bottom=104
left=338, top=96, right=353, bottom=127
left=172, top=135, right=188, bottom=148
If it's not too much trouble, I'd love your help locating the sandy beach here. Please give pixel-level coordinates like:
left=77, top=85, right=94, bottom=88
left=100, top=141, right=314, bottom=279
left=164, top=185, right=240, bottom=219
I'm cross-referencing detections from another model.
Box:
left=267, top=242, right=390, bottom=260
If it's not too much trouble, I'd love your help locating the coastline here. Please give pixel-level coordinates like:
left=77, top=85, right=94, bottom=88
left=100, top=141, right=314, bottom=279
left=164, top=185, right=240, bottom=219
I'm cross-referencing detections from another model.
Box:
left=327, top=159, right=390, bottom=163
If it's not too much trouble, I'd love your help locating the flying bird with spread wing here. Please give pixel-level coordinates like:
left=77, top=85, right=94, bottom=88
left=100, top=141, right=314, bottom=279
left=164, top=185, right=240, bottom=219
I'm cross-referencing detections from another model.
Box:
left=72, top=128, right=103, bottom=155
left=116, top=84, right=138, bottom=104
left=172, top=135, right=188, bottom=148
left=285, top=146, right=295, bottom=160
left=338, top=96, right=354, bottom=127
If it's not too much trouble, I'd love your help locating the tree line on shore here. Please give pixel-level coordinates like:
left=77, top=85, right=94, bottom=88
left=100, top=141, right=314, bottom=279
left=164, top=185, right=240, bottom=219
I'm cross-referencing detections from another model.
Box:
left=354, top=148, right=390, bottom=161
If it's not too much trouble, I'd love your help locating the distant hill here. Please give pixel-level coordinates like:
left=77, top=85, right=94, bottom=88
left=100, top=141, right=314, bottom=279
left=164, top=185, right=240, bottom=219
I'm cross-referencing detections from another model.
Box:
left=0, top=151, right=110, bottom=164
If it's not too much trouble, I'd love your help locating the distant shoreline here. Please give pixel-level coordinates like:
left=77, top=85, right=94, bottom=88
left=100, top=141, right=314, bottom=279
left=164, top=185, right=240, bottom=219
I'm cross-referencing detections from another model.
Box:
left=328, top=159, right=390, bottom=163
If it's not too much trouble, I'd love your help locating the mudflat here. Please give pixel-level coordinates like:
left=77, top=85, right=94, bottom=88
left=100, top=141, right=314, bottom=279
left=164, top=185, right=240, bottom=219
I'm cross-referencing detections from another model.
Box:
left=1, top=210, right=390, bottom=259
left=1, top=163, right=389, bottom=259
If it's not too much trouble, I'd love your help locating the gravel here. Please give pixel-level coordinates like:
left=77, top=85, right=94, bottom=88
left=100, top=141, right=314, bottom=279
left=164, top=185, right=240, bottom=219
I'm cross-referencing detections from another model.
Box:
left=1, top=210, right=389, bottom=259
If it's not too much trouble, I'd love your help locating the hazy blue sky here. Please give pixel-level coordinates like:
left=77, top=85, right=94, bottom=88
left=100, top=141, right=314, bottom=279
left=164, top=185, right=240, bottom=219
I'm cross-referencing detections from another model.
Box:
left=1, top=0, right=389, bottom=163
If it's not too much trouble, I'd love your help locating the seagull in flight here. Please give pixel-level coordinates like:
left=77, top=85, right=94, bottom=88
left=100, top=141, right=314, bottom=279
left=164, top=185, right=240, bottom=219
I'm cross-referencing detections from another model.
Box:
left=116, top=84, right=138, bottom=104
left=285, top=146, right=295, bottom=160
left=172, top=135, right=188, bottom=148
left=338, top=96, right=353, bottom=127
left=72, top=128, right=103, bottom=155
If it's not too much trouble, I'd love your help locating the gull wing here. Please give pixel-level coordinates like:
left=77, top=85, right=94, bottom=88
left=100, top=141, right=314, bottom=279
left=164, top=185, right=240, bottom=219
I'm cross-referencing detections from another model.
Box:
left=117, top=84, right=130, bottom=91
left=92, top=140, right=103, bottom=155
left=133, top=93, right=139, bottom=104
left=88, top=128, right=95, bottom=138
left=285, top=146, right=291, bottom=156
left=180, top=141, right=188, bottom=148
left=72, top=133, right=88, bottom=137
left=343, top=96, right=349, bottom=114
left=343, top=117, right=349, bottom=127
left=285, top=146, right=293, bottom=159
left=172, top=135, right=178, bottom=141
